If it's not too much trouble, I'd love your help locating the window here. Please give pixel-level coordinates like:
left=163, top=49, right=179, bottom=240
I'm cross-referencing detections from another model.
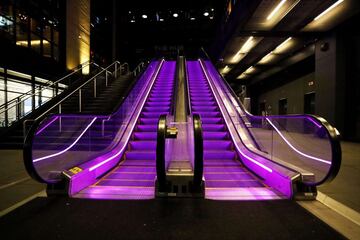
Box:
left=6, top=78, right=32, bottom=122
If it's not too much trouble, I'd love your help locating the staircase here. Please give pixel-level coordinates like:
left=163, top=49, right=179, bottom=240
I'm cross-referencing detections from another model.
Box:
left=0, top=72, right=134, bottom=149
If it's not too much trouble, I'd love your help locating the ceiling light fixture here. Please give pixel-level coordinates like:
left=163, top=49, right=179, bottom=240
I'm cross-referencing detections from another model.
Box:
left=142, top=14, right=147, bottom=19
left=233, top=36, right=254, bottom=60
left=190, top=17, right=195, bottom=20
left=173, top=13, right=179, bottom=17
left=130, top=19, right=135, bottom=23
left=267, top=0, right=287, bottom=20
left=245, top=66, right=255, bottom=74
left=159, top=18, right=164, bottom=22
left=314, top=0, right=344, bottom=21
left=275, top=37, right=292, bottom=51
left=204, top=12, right=209, bottom=16
left=258, top=52, right=274, bottom=64
left=237, top=73, right=247, bottom=80
left=221, top=65, right=231, bottom=74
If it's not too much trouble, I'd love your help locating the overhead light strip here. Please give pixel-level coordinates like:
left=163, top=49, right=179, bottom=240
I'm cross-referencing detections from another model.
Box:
left=314, top=0, right=344, bottom=21
left=275, top=37, right=292, bottom=51
left=233, top=36, right=254, bottom=60
left=267, top=0, right=287, bottom=20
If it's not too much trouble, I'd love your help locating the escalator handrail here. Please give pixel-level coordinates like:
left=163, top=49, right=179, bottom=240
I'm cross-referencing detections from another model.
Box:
left=201, top=59, right=342, bottom=186
left=184, top=58, right=192, bottom=115
left=23, top=60, right=159, bottom=184
left=172, top=57, right=180, bottom=116
left=156, top=114, right=168, bottom=192
left=193, top=114, right=203, bottom=187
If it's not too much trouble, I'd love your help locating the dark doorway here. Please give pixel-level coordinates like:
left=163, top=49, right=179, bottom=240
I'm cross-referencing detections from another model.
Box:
left=259, top=102, right=266, bottom=115
left=278, top=98, right=287, bottom=115
left=304, top=92, right=315, bottom=114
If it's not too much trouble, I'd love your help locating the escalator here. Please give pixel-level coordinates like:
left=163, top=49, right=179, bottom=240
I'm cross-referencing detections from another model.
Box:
left=23, top=57, right=341, bottom=201
left=75, top=61, right=176, bottom=199
left=187, top=60, right=279, bottom=199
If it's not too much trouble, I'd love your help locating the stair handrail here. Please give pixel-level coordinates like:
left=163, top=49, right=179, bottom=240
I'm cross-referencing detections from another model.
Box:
left=33, top=61, right=127, bottom=122
left=0, top=61, right=94, bottom=110
left=0, top=61, right=112, bottom=127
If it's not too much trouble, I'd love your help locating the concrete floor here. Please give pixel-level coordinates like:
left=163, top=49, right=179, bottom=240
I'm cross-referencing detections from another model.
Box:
left=0, top=150, right=45, bottom=212
left=318, top=141, right=360, bottom=212
left=0, top=141, right=359, bottom=216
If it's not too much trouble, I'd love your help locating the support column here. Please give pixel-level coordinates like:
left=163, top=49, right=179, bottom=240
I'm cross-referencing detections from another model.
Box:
left=66, top=0, right=90, bottom=74
left=315, top=33, right=345, bottom=134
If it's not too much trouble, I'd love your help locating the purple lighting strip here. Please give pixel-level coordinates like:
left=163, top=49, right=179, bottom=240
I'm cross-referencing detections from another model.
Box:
left=88, top=60, right=165, bottom=172
left=198, top=60, right=273, bottom=173
left=35, top=116, right=59, bottom=135
left=266, top=118, right=331, bottom=165
left=33, top=117, right=97, bottom=162
left=307, top=116, right=323, bottom=128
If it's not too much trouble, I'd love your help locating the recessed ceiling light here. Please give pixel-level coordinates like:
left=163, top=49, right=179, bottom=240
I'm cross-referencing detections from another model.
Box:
left=159, top=18, right=164, bottom=22
left=314, top=0, right=344, bottom=21
left=190, top=17, right=196, bottom=20
left=233, top=36, right=254, bottom=60
left=204, top=12, right=209, bottom=17
left=142, top=14, right=147, bottom=19
left=173, top=13, right=179, bottom=17
left=267, top=0, right=287, bottom=20
left=130, top=19, right=135, bottom=23
left=209, top=16, right=214, bottom=20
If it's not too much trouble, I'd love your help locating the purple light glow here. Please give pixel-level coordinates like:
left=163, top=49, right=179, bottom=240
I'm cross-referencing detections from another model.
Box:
left=88, top=60, right=165, bottom=172
left=307, top=117, right=323, bottom=128
left=35, top=116, right=59, bottom=135
left=33, top=117, right=97, bottom=162
left=198, top=60, right=273, bottom=173
left=266, top=118, right=331, bottom=165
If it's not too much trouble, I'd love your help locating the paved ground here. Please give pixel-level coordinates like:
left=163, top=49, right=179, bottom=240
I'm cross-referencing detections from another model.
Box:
left=0, top=150, right=45, bottom=212
left=318, top=141, right=360, bottom=212
left=0, top=141, right=359, bottom=214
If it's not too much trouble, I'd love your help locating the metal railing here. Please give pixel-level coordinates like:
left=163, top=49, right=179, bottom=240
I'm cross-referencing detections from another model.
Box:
left=22, top=61, right=144, bottom=137
left=0, top=61, right=144, bottom=129
left=0, top=61, right=104, bottom=127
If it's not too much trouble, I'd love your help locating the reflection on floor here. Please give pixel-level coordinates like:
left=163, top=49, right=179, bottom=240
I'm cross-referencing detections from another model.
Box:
left=0, top=141, right=359, bottom=225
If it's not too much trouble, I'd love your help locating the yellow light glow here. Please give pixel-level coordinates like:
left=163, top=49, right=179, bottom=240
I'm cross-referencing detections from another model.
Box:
left=79, top=32, right=90, bottom=75
left=16, top=40, right=50, bottom=46
left=267, top=0, right=287, bottom=20
left=244, top=66, right=255, bottom=74
left=258, top=52, right=275, bottom=64
left=314, top=0, right=344, bottom=21
left=221, top=65, right=231, bottom=75
left=273, top=37, right=292, bottom=53
left=233, top=36, right=254, bottom=60
left=237, top=73, right=248, bottom=80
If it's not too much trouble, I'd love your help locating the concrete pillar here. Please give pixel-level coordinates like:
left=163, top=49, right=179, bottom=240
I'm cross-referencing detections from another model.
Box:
left=315, top=33, right=345, bottom=134
left=66, top=0, right=90, bottom=74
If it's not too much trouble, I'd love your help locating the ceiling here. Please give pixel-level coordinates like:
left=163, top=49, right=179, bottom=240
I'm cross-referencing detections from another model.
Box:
left=215, top=0, right=360, bottom=85
left=91, top=0, right=228, bottom=62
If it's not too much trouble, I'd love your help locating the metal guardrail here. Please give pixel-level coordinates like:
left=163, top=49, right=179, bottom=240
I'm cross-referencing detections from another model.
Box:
left=0, top=61, right=102, bottom=127
left=22, top=61, right=145, bottom=137
left=0, top=60, right=144, bottom=129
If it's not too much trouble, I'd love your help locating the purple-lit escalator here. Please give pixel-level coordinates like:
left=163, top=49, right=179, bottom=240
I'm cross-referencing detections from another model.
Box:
left=186, top=61, right=278, bottom=199
left=76, top=61, right=176, bottom=199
